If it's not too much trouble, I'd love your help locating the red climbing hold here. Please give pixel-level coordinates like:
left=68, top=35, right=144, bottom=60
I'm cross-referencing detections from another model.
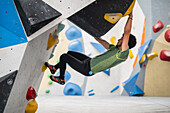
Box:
left=152, top=20, right=164, bottom=33
left=143, top=64, right=146, bottom=67
left=26, top=86, right=36, bottom=100
left=165, top=29, right=170, bottom=42
left=160, top=50, right=170, bottom=62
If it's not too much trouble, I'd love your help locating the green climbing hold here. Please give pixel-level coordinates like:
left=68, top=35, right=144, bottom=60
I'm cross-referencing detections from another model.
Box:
left=45, top=90, right=50, bottom=93
left=57, top=60, right=60, bottom=63
left=48, top=80, right=53, bottom=85
left=48, top=74, right=52, bottom=78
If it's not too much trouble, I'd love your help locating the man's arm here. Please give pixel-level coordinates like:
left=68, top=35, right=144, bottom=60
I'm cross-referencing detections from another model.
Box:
left=122, top=12, right=133, bottom=51
left=95, top=38, right=110, bottom=50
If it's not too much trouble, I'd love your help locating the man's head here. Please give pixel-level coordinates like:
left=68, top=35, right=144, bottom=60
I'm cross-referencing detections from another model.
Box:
left=116, top=34, right=136, bottom=49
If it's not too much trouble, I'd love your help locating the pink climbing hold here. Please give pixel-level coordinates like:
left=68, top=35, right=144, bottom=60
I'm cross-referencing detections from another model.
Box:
left=160, top=50, right=170, bottom=62
left=165, top=29, right=170, bottom=42
left=152, top=20, right=164, bottom=33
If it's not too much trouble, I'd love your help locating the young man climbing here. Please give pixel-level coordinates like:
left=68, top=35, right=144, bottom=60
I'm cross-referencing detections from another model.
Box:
left=45, top=12, right=136, bottom=85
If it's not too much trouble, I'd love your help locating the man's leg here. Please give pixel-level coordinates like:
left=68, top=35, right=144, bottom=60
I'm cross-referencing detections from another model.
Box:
left=58, top=53, right=91, bottom=79
left=67, top=51, right=90, bottom=61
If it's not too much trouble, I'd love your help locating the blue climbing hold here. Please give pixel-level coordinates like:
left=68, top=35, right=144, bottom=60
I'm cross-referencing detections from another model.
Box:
left=138, top=39, right=152, bottom=63
left=68, top=40, right=83, bottom=53
left=90, top=42, right=106, bottom=53
left=103, top=69, right=110, bottom=76
left=132, top=85, right=144, bottom=96
left=65, top=26, right=82, bottom=40
left=88, top=89, right=94, bottom=93
left=63, top=82, right=82, bottom=96
left=110, top=85, right=119, bottom=93
left=123, top=72, right=139, bottom=96
left=56, top=70, right=71, bottom=83
left=88, top=93, right=95, bottom=96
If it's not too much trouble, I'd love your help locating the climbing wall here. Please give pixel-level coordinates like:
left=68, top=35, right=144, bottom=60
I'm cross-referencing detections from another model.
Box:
left=0, top=0, right=95, bottom=112
left=38, top=1, right=145, bottom=96
left=38, top=20, right=88, bottom=96
left=144, top=27, right=170, bottom=96
left=83, top=1, right=145, bottom=96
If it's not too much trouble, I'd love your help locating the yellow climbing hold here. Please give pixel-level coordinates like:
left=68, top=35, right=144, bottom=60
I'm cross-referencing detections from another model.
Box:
left=140, top=54, right=146, bottom=64
left=123, top=0, right=136, bottom=16
left=146, top=52, right=158, bottom=60
left=47, top=33, right=57, bottom=50
left=110, top=36, right=116, bottom=45
left=25, top=99, right=38, bottom=113
left=129, top=49, right=134, bottom=59
left=42, top=64, right=47, bottom=72
left=122, top=83, right=125, bottom=86
left=104, top=13, right=122, bottom=24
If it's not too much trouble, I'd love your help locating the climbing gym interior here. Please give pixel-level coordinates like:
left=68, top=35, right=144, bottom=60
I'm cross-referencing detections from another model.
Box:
left=0, top=0, right=170, bottom=113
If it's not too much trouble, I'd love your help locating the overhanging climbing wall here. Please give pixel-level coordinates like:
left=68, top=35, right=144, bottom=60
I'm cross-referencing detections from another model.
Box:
left=69, top=0, right=135, bottom=37
left=1, top=0, right=95, bottom=112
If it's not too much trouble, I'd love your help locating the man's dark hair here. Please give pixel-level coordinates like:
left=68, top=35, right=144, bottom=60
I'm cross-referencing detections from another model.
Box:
left=128, top=34, right=136, bottom=49
left=122, top=34, right=136, bottom=49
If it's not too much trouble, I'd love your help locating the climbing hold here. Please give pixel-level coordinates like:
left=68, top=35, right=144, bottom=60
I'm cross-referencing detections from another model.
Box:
left=104, top=13, right=122, bottom=24
left=41, top=64, right=47, bottom=72
left=131, top=85, right=144, bottom=96
left=110, top=36, right=116, bottom=45
left=102, top=69, right=110, bottom=76
left=123, top=0, right=136, bottom=16
left=63, top=82, right=82, bottom=96
left=48, top=74, right=52, bottom=78
left=25, top=99, right=38, bottom=113
left=68, top=40, right=83, bottom=53
left=160, top=50, right=170, bottom=62
left=122, top=83, right=125, bottom=86
left=146, top=52, right=158, bottom=60
left=49, top=53, right=54, bottom=59
left=48, top=80, right=53, bottom=85
left=153, top=20, right=164, bottom=33
left=26, top=86, right=37, bottom=100
left=140, top=54, right=146, bottom=64
left=88, top=89, right=94, bottom=93
left=110, top=85, right=119, bottom=93
left=123, top=73, right=139, bottom=96
left=129, top=49, right=134, bottom=59
left=143, top=64, right=146, bottom=67
left=165, top=29, right=170, bottom=42
left=65, top=26, right=82, bottom=40
left=57, top=60, right=60, bottom=63
left=89, top=93, right=95, bottom=96
left=57, top=23, right=65, bottom=34
left=47, top=33, right=57, bottom=50
left=45, top=90, right=50, bottom=94
left=138, top=39, right=152, bottom=63
left=90, top=42, right=106, bottom=53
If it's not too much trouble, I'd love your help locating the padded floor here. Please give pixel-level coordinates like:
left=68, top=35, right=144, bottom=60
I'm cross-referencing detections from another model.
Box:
left=36, top=96, right=170, bottom=113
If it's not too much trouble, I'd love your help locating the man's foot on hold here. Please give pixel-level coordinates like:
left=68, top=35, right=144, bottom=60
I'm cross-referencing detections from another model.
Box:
left=44, top=62, right=56, bottom=74
left=50, top=75, right=65, bottom=85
